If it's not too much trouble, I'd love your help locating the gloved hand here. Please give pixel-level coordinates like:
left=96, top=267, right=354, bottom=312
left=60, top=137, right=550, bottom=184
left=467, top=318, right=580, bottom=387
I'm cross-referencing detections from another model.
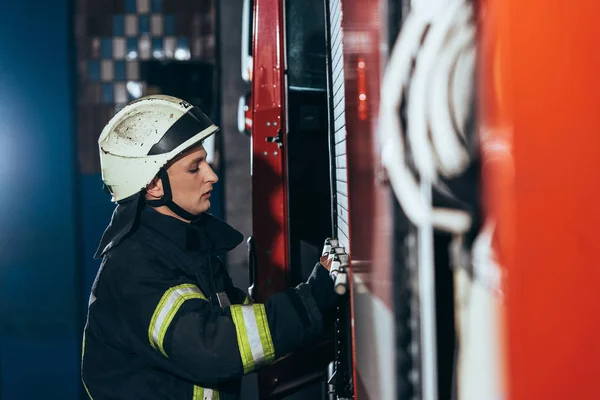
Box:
left=307, top=261, right=338, bottom=316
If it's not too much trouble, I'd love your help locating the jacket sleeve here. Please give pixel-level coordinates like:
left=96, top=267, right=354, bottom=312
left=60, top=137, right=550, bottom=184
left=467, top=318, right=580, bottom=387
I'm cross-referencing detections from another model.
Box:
left=112, top=255, right=337, bottom=386
left=225, top=280, right=252, bottom=305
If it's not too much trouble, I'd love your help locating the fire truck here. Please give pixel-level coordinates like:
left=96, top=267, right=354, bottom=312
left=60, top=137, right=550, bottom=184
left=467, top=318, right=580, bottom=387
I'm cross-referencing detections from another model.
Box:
left=238, top=0, right=600, bottom=399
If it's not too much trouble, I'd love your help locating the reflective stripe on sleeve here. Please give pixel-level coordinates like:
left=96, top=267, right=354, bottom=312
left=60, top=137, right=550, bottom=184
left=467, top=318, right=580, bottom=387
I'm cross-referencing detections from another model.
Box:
left=148, top=284, right=207, bottom=357
left=243, top=296, right=251, bottom=305
left=230, top=304, right=275, bottom=374
left=81, top=331, right=95, bottom=400
left=193, top=386, right=220, bottom=400
left=254, top=303, right=275, bottom=364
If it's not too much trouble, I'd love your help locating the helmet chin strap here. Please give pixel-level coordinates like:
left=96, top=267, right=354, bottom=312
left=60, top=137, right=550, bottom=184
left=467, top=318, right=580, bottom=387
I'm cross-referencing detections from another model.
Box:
left=146, top=168, right=203, bottom=222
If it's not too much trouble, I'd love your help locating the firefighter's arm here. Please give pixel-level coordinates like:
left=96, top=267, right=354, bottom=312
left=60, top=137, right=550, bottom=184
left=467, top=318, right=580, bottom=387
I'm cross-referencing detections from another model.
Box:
left=116, top=259, right=337, bottom=386
left=220, top=254, right=337, bottom=310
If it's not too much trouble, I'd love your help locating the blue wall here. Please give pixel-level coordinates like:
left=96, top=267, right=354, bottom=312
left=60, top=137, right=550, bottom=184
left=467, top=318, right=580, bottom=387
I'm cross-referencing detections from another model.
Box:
left=80, top=175, right=114, bottom=316
left=0, top=2, right=228, bottom=399
left=0, top=1, right=81, bottom=399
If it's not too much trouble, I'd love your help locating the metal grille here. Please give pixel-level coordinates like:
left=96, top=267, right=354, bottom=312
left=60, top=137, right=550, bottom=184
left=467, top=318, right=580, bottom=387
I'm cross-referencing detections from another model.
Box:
left=325, top=0, right=354, bottom=399
left=327, top=0, right=350, bottom=252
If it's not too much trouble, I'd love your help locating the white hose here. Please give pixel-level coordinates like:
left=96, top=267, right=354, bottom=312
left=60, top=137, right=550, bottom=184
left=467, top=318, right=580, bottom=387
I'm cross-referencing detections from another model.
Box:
left=378, top=4, right=478, bottom=400
left=428, top=24, right=475, bottom=177
left=379, top=11, right=431, bottom=227
left=407, top=0, right=471, bottom=182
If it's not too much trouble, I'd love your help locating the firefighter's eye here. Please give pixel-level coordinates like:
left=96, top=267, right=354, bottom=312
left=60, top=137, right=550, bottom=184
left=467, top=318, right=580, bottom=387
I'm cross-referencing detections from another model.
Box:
left=189, top=167, right=200, bottom=173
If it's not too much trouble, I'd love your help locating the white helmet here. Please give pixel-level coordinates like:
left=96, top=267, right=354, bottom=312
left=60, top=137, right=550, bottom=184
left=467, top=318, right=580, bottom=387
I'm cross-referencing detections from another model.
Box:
left=99, top=94, right=219, bottom=202
left=95, top=95, right=219, bottom=258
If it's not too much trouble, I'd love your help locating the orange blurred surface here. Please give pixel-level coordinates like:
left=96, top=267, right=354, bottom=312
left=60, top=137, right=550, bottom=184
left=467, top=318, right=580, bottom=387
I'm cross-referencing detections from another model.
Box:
left=480, top=0, right=600, bottom=399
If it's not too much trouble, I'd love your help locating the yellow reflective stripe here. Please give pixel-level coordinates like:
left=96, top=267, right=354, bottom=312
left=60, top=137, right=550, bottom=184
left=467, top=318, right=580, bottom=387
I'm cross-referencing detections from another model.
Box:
left=83, top=379, right=94, bottom=400
left=193, top=385, right=220, bottom=399
left=230, top=305, right=255, bottom=374
left=243, top=296, right=251, bottom=305
left=192, top=386, right=219, bottom=400
left=81, top=331, right=95, bottom=400
left=193, top=386, right=201, bottom=400
left=148, top=284, right=207, bottom=357
left=254, top=304, right=275, bottom=364
left=157, top=292, right=206, bottom=356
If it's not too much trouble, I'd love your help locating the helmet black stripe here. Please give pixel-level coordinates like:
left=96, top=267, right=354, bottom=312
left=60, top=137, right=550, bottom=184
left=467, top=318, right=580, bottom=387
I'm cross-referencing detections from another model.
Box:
left=147, top=107, right=215, bottom=156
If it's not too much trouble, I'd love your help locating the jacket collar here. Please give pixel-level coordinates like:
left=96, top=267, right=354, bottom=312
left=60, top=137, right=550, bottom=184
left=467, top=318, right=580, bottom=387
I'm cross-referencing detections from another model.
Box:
left=139, top=207, right=244, bottom=254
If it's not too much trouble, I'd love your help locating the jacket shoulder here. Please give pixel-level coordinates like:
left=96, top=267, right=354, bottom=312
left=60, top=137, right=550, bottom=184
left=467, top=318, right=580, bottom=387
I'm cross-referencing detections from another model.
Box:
left=100, top=232, right=179, bottom=293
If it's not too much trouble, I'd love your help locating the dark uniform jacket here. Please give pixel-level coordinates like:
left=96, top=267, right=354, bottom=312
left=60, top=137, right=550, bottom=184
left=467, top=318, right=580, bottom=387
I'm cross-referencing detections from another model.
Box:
left=82, top=209, right=336, bottom=399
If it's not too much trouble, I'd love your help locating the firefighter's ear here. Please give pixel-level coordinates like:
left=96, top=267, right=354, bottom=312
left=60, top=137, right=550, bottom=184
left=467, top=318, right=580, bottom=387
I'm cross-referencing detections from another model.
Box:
left=145, top=176, right=164, bottom=199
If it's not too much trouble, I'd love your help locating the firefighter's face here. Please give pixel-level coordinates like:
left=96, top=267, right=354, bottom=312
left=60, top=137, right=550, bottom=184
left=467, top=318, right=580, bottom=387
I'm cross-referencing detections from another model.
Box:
left=166, top=145, right=218, bottom=217
left=146, top=144, right=218, bottom=221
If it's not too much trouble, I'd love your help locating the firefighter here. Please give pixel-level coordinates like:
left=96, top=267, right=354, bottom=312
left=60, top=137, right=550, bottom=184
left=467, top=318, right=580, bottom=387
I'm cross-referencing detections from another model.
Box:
left=81, top=95, right=337, bottom=399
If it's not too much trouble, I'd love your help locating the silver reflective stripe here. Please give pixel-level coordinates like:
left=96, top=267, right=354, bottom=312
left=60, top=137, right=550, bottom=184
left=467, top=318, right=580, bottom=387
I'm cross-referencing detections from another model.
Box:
left=88, top=292, right=96, bottom=306
left=240, top=305, right=266, bottom=366
left=216, top=291, right=231, bottom=308
left=149, top=284, right=207, bottom=357
left=231, top=304, right=275, bottom=373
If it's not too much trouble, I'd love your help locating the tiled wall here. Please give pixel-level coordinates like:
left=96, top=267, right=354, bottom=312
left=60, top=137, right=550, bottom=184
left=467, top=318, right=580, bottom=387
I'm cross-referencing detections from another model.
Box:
left=75, top=0, right=216, bottom=173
